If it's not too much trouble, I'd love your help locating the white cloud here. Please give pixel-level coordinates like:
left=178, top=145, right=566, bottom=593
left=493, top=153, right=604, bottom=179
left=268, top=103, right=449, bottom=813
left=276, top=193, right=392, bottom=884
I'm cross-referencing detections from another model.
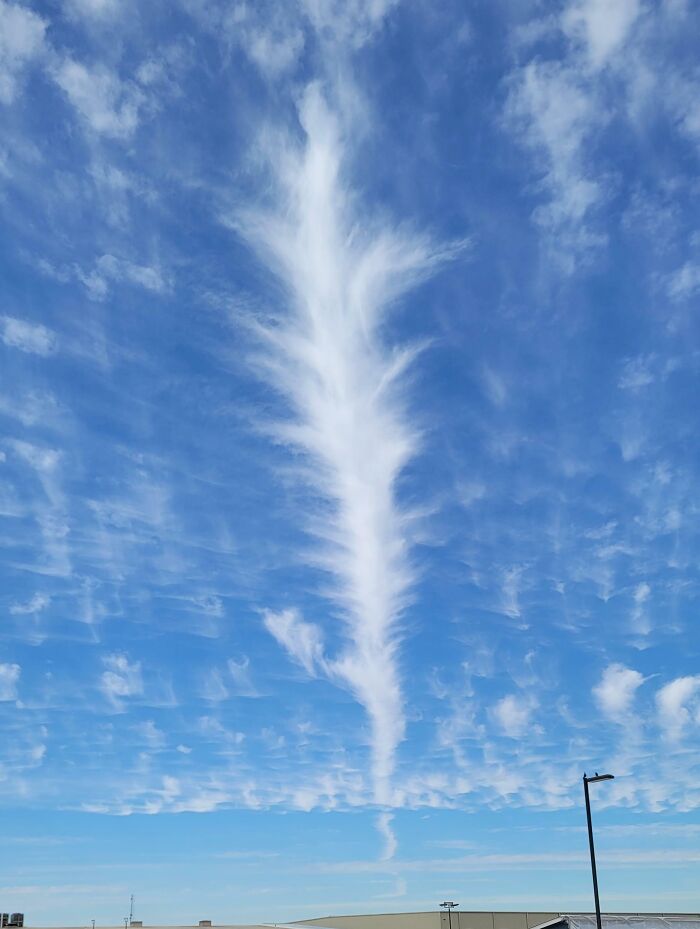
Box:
left=668, top=261, right=700, bottom=301
left=0, top=389, right=61, bottom=428
left=227, top=656, right=260, bottom=697
left=481, top=366, right=507, bottom=407
left=11, top=439, right=61, bottom=474
left=630, top=581, right=651, bottom=636
left=189, top=594, right=224, bottom=617
left=65, top=0, right=120, bottom=17
left=593, top=663, right=644, bottom=720
left=675, top=79, right=700, bottom=146
left=457, top=479, right=486, bottom=508
left=28, top=742, right=46, bottom=763
left=505, top=59, right=605, bottom=261
left=656, top=675, right=700, bottom=742
left=492, top=693, right=536, bottom=738
left=8, top=440, right=70, bottom=576
left=52, top=58, right=145, bottom=138
left=39, top=253, right=167, bottom=299
left=376, top=810, right=397, bottom=860
left=158, top=774, right=181, bottom=803
left=189, top=0, right=397, bottom=58
left=242, top=83, right=452, bottom=803
left=303, top=0, right=399, bottom=49
left=562, top=0, right=641, bottom=70
left=133, top=720, right=166, bottom=748
left=263, top=608, right=327, bottom=677
left=500, top=566, right=523, bottom=619
left=1, top=316, right=57, bottom=355
left=87, top=161, right=151, bottom=228
left=0, top=662, right=21, bottom=700
left=507, top=0, right=700, bottom=280
left=618, top=420, right=646, bottom=462
left=0, top=0, right=46, bottom=104
left=9, top=593, right=50, bottom=615
left=225, top=3, right=305, bottom=79
left=100, top=653, right=143, bottom=705
left=76, top=253, right=168, bottom=300
left=200, top=669, right=228, bottom=703
left=618, top=355, right=655, bottom=390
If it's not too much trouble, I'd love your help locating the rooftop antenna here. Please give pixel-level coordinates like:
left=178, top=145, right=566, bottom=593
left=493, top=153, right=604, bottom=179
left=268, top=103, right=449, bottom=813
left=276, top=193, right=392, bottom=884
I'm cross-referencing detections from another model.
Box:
left=129, top=897, right=135, bottom=926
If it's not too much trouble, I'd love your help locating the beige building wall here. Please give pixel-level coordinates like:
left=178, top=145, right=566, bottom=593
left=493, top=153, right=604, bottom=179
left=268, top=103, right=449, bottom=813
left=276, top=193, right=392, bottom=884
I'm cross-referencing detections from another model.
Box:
left=295, top=913, right=440, bottom=929
left=294, top=912, right=700, bottom=929
left=293, top=912, right=560, bottom=929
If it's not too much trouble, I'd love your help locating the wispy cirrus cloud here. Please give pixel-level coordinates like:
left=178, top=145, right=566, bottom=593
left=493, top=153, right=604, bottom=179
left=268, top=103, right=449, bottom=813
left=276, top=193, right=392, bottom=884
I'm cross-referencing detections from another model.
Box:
left=100, top=652, right=143, bottom=707
left=243, top=82, right=451, bottom=804
left=37, top=252, right=169, bottom=299
left=0, top=661, right=21, bottom=700
left=227, top=656, right=261, bottom=697
left=375, top=810, right=397, bottom=860
left=0, top=0, right=46, bottom=104
left=503, top=57, right=606, bottom=265
left=1, top=315, right=57, bottom=355
left=302, top=0, right=399, bottom=48
left=502, top=0, right=698, bottom=271
left=64, top=0, right=120, bottom=19
left=561, top=0, right=641, bottom=70
left=668, top=259, right=700, bottom=301
left=263, top=608, right=327, bottom=678
left=76, top=253, right=169, bottom=300
left=9, top=592, right=51, bottom=615
left=51, top=58, right=146, bottom=139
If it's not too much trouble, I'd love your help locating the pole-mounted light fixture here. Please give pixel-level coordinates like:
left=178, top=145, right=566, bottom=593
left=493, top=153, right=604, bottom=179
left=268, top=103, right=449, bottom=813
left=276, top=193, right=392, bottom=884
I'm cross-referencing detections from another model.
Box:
left=583, top=772, right=614, bottom=929
left=440, top=901, right=459, bottom=929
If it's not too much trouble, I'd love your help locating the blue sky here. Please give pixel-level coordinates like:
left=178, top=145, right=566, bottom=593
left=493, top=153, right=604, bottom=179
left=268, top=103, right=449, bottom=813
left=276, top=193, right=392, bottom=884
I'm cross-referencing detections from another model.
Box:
left=1, top=0, right=700, bottom=923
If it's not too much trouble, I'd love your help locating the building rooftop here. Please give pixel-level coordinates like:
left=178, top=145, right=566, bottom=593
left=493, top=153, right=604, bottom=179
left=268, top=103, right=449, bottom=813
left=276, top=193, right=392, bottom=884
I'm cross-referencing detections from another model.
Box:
left=21, top=912, right=700, bottom=929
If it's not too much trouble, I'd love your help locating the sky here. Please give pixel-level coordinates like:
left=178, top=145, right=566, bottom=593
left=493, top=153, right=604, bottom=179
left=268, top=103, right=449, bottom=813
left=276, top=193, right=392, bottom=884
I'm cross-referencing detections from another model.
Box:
left=1, top=0, right=700, bottom=923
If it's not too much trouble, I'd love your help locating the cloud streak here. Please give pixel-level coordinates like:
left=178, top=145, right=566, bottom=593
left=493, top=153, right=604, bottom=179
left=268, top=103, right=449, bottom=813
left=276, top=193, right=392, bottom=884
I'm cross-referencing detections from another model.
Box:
left=243, top=82, right=449, bottom=803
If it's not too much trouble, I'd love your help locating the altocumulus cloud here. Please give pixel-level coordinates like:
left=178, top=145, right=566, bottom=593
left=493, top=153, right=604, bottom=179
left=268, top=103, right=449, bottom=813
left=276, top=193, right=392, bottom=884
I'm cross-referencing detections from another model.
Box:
left=656, top=675, right=700, bottom=743
left=100, top=653, right=143, bottom=707
left=1, top=316, right=57, bottom=356
left=593, top=663, right=645, bottom=721
left=0, top=662, right=21, bottom=701
left=0, top=0, right=46, bottom=104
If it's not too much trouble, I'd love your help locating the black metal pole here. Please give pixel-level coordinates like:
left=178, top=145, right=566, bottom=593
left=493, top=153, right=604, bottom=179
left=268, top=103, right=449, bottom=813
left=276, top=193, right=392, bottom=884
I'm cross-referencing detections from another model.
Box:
left=448, top=909, right=452, bottom=929
left=584, top=775, right=603, bottom=929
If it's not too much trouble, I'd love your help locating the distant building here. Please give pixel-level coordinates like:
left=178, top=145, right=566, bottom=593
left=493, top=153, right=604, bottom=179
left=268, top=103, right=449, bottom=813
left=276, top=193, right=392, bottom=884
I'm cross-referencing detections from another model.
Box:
left=0, top=915, right=24, bottom=927
left=20, top=912, right=700, bottom=929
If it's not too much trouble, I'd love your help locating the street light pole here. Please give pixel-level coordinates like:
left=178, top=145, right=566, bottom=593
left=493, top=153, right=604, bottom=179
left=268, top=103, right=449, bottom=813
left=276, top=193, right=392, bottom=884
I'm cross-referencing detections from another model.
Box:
left=583, top=772, right=614, bottom=929
left=440, top=901, right=458, bottom=929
